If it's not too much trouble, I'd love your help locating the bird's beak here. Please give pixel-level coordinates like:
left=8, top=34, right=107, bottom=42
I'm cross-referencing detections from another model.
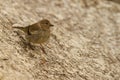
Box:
left=50, top=24, right=54, bottom=27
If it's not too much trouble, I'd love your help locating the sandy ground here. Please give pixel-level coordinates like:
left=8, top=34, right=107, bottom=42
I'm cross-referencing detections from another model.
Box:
left=0, top=0, right=120, bottom=80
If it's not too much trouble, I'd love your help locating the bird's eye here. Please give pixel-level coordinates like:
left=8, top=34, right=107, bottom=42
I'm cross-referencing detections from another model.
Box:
left=46, top=23, right=48, bottom=24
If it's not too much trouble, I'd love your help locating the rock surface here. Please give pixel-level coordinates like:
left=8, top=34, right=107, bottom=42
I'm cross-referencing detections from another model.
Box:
left=0, top=0, right=120, bottom=80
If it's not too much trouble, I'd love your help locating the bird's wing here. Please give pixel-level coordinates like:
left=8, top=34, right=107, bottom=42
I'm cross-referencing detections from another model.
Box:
left=28, top=22, right=41, bottom=34
left=26, top=32, right=44, bottom=43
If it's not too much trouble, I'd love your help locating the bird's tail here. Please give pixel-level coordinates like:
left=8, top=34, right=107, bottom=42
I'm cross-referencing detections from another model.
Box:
left=13, top=27, right=28, bottom=34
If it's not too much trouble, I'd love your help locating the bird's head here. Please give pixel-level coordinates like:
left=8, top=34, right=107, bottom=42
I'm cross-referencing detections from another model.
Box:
left=40, top=19, right=54, bottom=30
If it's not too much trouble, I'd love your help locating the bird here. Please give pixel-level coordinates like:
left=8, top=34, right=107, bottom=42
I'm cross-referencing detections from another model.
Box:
left=13, top=19, right=54, bottom=54
left=13, top=19, right=54, bottom=44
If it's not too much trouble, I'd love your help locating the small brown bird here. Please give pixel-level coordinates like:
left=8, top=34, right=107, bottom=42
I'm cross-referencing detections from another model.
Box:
left=14, top=19, right=53, bottom=44
left=13, top=19, right=54, bottom=54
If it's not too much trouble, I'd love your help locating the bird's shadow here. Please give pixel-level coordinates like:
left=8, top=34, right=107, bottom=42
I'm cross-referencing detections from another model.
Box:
left=18, top=35, right=36, bottom=51
left=19, top=36, right=47, bottom=54
left=14, top=31, right=36, bottom=51
left=22, top=41, right=35, bottom=50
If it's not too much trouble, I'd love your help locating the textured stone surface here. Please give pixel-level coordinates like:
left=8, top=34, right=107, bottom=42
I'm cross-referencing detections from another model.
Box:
left=0, top=0, right=120, bottom=80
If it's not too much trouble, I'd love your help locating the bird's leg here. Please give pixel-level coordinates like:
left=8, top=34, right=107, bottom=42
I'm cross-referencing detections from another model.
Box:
left=40, top=44, right=47, bottom=54
left=39, top=44, right=48, bottom=64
